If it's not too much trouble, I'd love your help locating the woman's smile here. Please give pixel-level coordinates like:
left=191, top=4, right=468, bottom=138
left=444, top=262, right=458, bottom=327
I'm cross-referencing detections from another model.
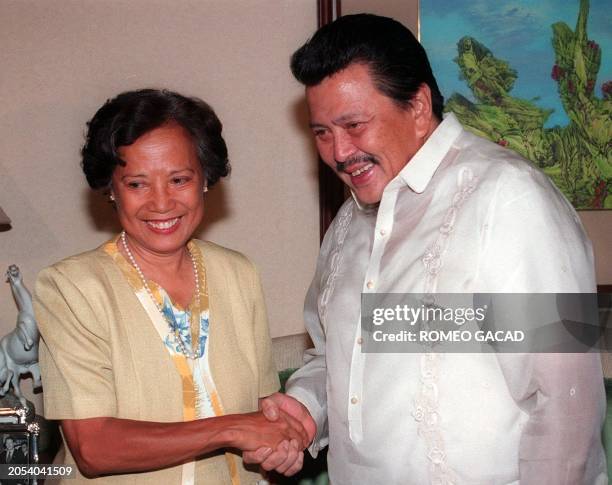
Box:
left=111, top=123, right=205, bottom=258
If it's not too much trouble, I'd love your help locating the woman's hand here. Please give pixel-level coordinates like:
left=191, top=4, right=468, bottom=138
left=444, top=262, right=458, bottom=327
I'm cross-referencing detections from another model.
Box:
left=61, top=411, right=308, bottom=478
left=219, top=410, right=308, bottom=451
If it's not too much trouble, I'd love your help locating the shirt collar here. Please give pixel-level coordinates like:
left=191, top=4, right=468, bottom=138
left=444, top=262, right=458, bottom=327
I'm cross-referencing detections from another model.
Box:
left=398, top=112, right=463, bottom=194
left=350, top=113, right=464, bottom=208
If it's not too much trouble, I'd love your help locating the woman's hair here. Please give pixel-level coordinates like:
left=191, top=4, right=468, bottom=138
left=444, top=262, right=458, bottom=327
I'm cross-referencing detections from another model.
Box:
left=290, top=13, right=444, bottom=120
left=81, top=89, right=230, bottom=189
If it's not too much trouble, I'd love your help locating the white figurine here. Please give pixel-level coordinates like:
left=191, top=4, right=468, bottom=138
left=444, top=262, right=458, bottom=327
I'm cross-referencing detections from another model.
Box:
left=0, top=265, right=41, bottom=407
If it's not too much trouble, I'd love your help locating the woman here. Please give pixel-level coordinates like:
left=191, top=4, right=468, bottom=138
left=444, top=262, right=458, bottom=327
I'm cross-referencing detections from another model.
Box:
left=34, top=89, right=306, bottom=484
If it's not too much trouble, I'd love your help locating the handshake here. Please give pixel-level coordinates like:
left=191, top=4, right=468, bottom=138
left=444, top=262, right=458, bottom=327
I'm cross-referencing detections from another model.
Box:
left=237, top=393, right=316, bottom=477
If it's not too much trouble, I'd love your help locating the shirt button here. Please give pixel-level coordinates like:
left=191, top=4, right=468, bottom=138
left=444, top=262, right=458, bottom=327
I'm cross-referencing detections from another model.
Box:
left=366, top=281, right=374, bottom=289
left=350, top=396, right=359, bottom=404
left=356, top=337, right=363, bottom=345
left=570, top=387, right=576, bottom=396
left=379, top=228, right=387, bottom=236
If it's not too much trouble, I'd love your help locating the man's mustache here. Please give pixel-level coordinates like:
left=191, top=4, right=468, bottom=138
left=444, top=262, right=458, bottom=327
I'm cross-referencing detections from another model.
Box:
left=335, top=154, right=379, bottom=173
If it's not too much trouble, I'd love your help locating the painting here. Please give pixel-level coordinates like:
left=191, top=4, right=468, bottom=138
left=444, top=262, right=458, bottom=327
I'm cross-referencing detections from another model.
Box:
left=420, top=0, right=611, bottom=209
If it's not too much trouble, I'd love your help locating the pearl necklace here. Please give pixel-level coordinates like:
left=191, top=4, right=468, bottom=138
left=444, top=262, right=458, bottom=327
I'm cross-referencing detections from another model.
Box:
left=120, top=231, right=201, bottom=360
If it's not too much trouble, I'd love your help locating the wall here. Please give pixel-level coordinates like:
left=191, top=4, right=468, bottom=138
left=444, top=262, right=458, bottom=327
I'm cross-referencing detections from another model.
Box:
left=0, top=0, right=320, bottom=409
left=341, top=0, right=418, bottom=31
left=579, top=212, right=612, bottom=284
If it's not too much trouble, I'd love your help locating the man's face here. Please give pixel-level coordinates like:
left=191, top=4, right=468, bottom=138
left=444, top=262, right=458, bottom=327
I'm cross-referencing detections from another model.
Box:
left=306, top=63, right=432, bottom=204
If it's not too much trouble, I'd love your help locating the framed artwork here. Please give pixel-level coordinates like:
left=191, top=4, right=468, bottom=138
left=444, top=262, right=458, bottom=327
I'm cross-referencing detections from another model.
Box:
left=421, top=0, right=611, bottom=209
left=0, top=407, right=39, bottom=484
left=0, top=433, right=31, bottom=466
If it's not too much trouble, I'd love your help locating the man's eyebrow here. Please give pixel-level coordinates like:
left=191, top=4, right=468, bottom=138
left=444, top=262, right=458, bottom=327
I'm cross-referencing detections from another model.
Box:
left=309, top=121, right=327, bottom=129
left=309, top=113, right=370, bottom=129
left=333, top=113, right=366, bottom=124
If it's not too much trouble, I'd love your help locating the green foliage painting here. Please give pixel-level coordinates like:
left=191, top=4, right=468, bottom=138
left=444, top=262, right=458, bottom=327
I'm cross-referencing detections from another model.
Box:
left=422, top=0, right=611, bottom=209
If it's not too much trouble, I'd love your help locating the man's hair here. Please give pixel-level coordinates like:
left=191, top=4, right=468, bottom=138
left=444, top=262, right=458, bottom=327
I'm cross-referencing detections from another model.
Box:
left=290, top=13, right=444, bottom=120
left=82, top=89, right=230, bottom=190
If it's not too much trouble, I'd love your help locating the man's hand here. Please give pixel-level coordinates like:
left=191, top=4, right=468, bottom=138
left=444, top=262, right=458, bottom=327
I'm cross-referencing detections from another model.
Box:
left=259, top=393, right=316, bottom=444
left=243, top=393, right=316, bottom=476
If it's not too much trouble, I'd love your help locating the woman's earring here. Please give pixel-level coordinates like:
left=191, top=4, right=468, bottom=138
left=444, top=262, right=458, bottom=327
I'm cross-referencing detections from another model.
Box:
left=109, top=193, right=116, bottom=202
left=203, top=186, right=208, bottom=194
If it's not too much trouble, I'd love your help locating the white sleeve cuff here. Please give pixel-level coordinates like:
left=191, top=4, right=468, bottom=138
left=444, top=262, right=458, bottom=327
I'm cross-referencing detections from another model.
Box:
left=286, top=387, right=329, bottom=458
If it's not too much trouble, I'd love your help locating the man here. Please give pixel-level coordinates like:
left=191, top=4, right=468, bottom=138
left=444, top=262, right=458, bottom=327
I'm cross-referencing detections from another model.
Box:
left=247, top=14, right=607, bottom=483
left=0, top=436, right=28, bottom=485
left=0, top=436, right=27, bottom=464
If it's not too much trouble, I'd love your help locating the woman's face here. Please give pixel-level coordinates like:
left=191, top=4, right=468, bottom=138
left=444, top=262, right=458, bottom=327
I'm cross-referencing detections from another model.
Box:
left=111, top=123, right=205, bottom=258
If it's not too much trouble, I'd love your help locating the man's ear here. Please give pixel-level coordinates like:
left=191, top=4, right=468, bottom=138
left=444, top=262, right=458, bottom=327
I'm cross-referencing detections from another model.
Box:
left=408, top=83, right=434, bottom=139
